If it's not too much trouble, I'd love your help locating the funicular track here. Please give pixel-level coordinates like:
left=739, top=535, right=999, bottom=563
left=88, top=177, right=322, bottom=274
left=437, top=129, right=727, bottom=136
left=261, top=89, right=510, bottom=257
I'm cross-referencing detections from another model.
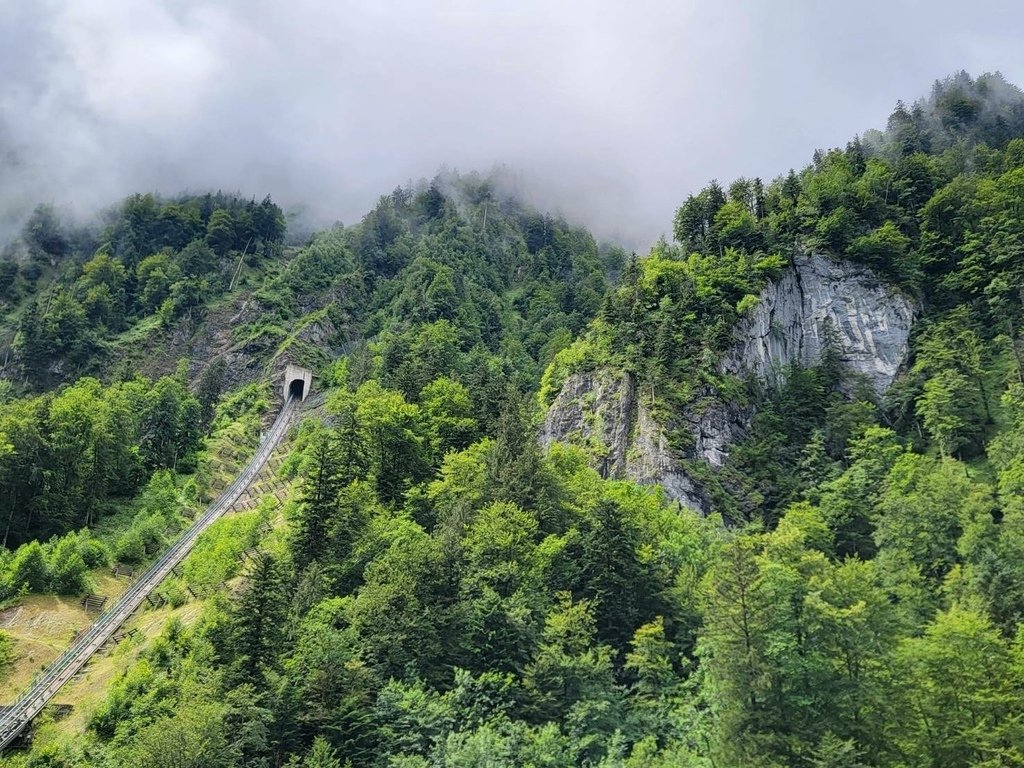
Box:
left=0, top=396, right=300, bottom=751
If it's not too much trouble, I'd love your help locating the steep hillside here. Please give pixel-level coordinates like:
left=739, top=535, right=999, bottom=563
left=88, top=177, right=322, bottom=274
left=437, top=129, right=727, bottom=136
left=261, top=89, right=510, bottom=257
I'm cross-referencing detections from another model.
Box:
left=1, top=72, right=1024, bottom=768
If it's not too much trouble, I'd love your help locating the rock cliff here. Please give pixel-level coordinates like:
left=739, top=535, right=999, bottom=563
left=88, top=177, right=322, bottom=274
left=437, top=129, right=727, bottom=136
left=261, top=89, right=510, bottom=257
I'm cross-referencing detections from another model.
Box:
left=542, top=252, right=915, bottom=510
left=541, top=368, right=635, bottom=480
left=541, top=369, right=712, bottom=511
left=721, top=252, right=914, bottom=395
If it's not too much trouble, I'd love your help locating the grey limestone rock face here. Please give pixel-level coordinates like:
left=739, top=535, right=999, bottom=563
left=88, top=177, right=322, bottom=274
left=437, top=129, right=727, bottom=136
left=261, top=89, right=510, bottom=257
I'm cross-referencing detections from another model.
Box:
left=721, top=252, right=915, bottom=396
left=542, top=370, right=709, bottom=511
left=684, top=393, right=752, bottom=469
left=625, top=402, right=709, bottom=512
left=541, top=252, right=915, bottom=511
left=541, top=369, right=635, bottom=480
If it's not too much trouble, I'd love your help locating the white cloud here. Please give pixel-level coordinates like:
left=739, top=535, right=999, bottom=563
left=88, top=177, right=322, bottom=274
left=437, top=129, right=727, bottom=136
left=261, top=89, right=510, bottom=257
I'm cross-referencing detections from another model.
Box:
left=1, top=0, right=1022, bottom=246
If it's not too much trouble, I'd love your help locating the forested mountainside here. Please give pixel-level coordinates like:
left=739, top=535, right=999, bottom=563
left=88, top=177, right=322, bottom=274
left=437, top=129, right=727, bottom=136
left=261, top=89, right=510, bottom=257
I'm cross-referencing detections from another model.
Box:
left=1, top=70, right=1024, bottom=767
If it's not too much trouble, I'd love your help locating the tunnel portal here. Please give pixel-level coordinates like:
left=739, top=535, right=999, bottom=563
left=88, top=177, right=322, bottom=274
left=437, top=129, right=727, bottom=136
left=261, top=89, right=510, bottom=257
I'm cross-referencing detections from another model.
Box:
left=283, top=364, right=313, bottom=402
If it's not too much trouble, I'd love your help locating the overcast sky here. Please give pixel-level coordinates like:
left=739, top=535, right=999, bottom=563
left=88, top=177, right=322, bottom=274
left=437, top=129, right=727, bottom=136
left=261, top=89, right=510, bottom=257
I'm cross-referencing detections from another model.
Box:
left=2, top=0, right=1023, bottom=247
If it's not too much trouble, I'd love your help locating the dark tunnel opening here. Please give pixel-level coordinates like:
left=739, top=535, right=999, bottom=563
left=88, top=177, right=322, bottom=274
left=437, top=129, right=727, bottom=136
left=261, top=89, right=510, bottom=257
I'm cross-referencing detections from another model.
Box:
left=288, top=378, right=305, bottom=400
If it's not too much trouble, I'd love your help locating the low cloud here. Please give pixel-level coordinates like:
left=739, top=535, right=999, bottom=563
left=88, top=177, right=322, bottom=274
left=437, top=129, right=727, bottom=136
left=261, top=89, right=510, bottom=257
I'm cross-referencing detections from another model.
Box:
left=2, top=1, right=1023, bottom=248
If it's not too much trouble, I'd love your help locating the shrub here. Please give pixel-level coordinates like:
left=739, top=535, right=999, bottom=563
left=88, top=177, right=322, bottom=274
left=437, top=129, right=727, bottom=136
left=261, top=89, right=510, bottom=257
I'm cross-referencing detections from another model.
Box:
left=46, top=535, right=89, bottom=594
left=0, top=630, right=14, bottom=674
left=736, top=293, right=760, bottom=315
left=137, top=514, right=167, bottom=552
left=159, top=579, right=188, bottom=609
left=115, top=528, right=146, bottom=564
left=538, top=336, right=609, bottom=409
left=137, top=470, right=181, bottom=523
left=77, top=531, right=110, bottom=568
left=5, top=540, right=49, bottom=594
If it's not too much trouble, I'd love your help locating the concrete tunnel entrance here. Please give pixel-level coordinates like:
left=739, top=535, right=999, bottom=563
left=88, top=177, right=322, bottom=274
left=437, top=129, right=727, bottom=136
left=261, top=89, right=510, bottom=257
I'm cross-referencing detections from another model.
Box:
left=283, top=364, right=313, bottom=402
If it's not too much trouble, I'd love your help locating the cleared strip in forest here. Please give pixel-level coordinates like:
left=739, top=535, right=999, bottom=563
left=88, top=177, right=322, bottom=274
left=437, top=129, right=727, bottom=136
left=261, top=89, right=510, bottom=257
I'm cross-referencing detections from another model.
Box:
left=0, top=397, right=299, bottom=751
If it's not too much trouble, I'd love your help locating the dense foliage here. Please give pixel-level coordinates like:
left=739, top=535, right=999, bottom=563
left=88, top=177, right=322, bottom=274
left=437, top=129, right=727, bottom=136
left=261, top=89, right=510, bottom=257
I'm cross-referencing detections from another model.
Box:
left=0, top=371, right=201, bottom=548
left=245, top=172, right=618, bottom=406
left=3, top=72, right=1024, bottom=767
left=1, top=193, right=286, bottom=387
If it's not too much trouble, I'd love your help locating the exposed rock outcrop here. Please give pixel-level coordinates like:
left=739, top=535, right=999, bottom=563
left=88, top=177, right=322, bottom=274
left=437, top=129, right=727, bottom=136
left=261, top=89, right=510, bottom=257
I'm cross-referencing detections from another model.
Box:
left=684, top=392, right=752, bottom=468
left=721, top=252, right=915, bottom=395
left=541, top=370, right=636, bottom=480
left=541, top=370, right=713, bottom=511
left=624, top=403, right=709, bottom=512
left=542, top=252, right=916, bottom=511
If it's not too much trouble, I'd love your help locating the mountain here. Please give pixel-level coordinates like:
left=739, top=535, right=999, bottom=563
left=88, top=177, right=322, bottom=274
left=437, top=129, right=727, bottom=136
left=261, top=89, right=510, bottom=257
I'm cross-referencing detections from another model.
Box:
left=1, top=71, right=1024, bottom=767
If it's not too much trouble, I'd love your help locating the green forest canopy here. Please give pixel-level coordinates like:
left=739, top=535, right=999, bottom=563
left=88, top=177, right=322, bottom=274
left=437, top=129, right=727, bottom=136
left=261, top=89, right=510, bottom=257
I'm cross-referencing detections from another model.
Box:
left=1, top=71, right=1024, bottom=767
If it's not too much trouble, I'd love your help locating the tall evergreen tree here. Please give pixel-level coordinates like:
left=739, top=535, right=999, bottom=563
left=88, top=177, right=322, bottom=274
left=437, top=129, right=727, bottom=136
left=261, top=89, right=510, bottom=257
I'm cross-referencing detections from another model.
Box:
left=230, top=552, right=291, bottom=682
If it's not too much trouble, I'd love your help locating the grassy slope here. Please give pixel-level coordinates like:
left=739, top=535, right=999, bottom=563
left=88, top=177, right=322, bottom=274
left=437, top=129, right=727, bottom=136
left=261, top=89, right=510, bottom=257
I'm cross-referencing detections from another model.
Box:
left=0, top=386, right=280, bottom=702
left=1, top=419, right=299, bottom=751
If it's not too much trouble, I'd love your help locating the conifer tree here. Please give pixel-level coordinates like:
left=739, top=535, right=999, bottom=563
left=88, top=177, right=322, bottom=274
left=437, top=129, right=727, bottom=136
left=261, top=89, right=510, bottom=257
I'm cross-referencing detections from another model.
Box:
left=230, top=552, right=291, bottom=682
left=295, top=429, right=346, bottom=564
